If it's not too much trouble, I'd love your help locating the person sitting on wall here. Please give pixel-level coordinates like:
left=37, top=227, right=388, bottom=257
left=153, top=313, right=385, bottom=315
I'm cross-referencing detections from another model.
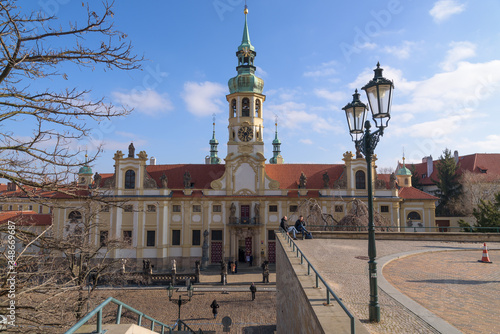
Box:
left=280, top=215, right=298, bottom=240
left=294, top=215, right=309, bottom=239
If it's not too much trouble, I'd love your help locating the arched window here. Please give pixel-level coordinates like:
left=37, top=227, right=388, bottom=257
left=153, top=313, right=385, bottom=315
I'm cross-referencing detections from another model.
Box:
left=355, top=170, right=366, bottom=189
left=231, top=99, right=237, bottom=117
left=255, top=99, right=261, bottom=117
left=242, top=98, right=250, bottom=117
left=68, top=211, right=82, bottom=221
left=407, top=211, right=421, bottom=221
left=125, top=170, right=135, bottom=189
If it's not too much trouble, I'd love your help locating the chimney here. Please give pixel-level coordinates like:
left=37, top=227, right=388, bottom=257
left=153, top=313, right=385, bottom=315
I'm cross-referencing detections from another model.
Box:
left=7, top=182, right=18, bottom=191
left=427, top=155, right=433, bottom=177
left=150, top=157, right=156, bottom=165
left=422, top=156, right=428, bottom=163
left=454, top=150, right=459, bottom=165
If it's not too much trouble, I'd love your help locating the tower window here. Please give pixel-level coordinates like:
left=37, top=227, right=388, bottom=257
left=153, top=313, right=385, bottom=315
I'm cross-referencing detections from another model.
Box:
left=355, top=170, right=366, bottom=189
left=255, top=99, right=261, bottom=117
left=125, top=170, right=135, bottom=189
left=231, top=99, right=237, bottom=117
left=242, top=98, right=250, bottom=117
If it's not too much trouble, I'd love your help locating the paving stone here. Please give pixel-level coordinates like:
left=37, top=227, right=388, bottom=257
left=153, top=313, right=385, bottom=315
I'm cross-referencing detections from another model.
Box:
left=293, top=238, right=500, bottom=334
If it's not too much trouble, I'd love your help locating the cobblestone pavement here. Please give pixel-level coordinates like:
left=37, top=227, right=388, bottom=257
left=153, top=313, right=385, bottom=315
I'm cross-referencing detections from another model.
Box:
left=384, top=250, right=500, bottom=334
left=294, top=239, right=500, bottom=334
left=92, top=265, right=277, bottom=334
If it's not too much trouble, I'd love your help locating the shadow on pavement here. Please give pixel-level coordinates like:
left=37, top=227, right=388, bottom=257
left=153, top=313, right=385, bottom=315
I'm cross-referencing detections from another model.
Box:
left=243, top=325, right=277, bottom=333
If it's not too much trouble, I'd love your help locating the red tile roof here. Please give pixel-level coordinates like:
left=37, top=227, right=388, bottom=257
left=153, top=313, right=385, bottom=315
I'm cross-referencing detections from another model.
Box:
left=0, top=211, right=52, bottom=226
left=146, top=164, right=226, bottom=189
left=398, top=187, right=438, bottom=200
left=265, top=164, right=344, bottom=189
left=408, top=153, right=500, bottom=185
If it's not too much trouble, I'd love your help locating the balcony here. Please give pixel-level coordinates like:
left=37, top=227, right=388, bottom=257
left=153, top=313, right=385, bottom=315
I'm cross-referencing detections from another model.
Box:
left=228, top=217, right=261, bottom=226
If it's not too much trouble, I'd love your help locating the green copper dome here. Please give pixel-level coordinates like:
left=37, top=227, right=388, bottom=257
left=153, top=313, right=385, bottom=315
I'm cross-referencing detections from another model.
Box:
left=79, top=165, right=93, bottom=175
left=396, top=166, right=412, bottom=176
left=228, top=6, right=264, bottom=94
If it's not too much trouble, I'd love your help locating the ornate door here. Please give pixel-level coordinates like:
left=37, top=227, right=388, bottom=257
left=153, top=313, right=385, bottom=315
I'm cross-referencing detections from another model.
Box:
left=211, top=242, right=222, bottom=263
left=245, top=237, right=252, bottom=256
left=241, top=205, right=250, bottom=223
left=268, top=241, right=276, bottom=263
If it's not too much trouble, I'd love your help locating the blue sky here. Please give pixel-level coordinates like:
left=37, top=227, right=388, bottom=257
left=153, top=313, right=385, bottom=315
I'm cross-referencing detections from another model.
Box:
left=25, top=0, right=500, bottom=174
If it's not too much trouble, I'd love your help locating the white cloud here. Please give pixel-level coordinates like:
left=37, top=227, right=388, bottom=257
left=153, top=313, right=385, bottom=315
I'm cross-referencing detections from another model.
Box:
left=359, top=42, right=377, bottom=50
left=112, top=89, right=173, bottom=115
left=267, top=101, right=344, bottom=134
left=392, top=60, right=500, bottom=115
left=300, top=139, right=313, bottom=145
left=440, top=41, right=476, bottom=71
left=256, top=66, right=268, bottom=77
left=303, top=60, right=338, bottom=78
left=383, top=41, right=418, bottom=59
left=181, top=81, right=226, bottom=116
left=430, top=0, right=465, bottom=23
left=314, top=89, right=348, bottom=102
left=457, top=134, right=500, bottom=152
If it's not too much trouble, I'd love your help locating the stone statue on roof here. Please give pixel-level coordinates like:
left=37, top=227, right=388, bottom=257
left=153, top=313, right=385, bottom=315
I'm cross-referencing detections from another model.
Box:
left=389, top=172, right=397, bottom=189
left=93, top=172, right=102, bottom=189
left=183, top=171, right=192, bottom=188
left=128, top=143, right=135, bottom=158
left=299, top=172, right=307, bottom=189
left=160, top=173, right=168, bottom=188
left=322, top=172, right=330, bottom=188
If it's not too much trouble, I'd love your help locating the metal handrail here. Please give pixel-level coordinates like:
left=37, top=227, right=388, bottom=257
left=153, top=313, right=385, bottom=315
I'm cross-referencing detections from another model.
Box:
left=65, top=297, right=173, bottom=334
left=305, top=225, right=500, bottom=233
left=279, top=229, right=357, bottom=334
left=173, top=319, right=202, bottom=333
left=228, top=217, right=260, bottom=225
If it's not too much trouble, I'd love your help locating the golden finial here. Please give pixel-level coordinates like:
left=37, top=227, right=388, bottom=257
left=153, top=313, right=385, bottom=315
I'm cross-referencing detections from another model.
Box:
left=244, top=0, right=248, bottom=14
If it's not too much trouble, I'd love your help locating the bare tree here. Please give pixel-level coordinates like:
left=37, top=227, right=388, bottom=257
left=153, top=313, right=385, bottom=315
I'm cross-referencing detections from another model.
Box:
left=0, top=191, right=133, bottom=333
left=452, top=171, right=500, bottom=216
left=0, top=0, right=141, bottom=193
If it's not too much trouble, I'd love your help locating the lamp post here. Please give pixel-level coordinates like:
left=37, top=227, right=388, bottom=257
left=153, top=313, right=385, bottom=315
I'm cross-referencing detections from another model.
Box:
left=168, top=282, right=195, bottom=320
left=343, top=62, right=394, bottom=323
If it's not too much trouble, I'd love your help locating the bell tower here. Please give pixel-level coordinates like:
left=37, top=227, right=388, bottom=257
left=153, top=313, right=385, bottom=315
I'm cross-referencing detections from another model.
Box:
left=226, top=5, right=265, bottom=159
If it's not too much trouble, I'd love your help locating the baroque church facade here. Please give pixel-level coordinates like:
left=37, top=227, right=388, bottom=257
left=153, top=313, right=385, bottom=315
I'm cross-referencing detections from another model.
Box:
left=47, top=8, right=436, bottom=270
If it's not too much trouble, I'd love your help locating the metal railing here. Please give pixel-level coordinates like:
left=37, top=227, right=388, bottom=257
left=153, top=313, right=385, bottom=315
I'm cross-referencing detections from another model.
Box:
left=279, top=229, right=356, bottom=334
left=65, top=297, right=173, bottom=334
left=173, top=319, right=202, bottom=333
left=228, top=217, right=260, bottom=225
left=306, top=225, right=500, bottom=233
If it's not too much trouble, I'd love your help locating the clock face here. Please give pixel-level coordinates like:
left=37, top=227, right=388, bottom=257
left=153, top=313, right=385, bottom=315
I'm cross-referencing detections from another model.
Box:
left=238, top=126, right=253, bottom=142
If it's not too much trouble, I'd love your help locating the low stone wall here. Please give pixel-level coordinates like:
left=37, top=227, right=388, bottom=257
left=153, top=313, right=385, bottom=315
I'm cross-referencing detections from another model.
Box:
left=276, top=234, right=369, bottom=334
left=310, top=231, right=500, bottom=242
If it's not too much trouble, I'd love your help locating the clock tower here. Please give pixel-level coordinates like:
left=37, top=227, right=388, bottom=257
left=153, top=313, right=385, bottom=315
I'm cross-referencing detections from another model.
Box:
left=226, top=5, right=265, bottom=159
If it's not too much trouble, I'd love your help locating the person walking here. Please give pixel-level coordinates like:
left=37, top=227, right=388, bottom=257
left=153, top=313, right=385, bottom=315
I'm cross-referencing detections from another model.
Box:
left=210, top=299, right=219, bottom=319
left=250, top=282, right=257, bottom=301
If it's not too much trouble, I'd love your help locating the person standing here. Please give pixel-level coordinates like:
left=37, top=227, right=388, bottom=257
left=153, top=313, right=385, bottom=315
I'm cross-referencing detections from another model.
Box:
left=250, top=282, right=257, bottom=301
left=210, top=299, right=219, bottom=319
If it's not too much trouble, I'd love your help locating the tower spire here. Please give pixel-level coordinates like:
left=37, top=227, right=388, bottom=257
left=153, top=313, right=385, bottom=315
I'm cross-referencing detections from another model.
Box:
left=207, top=114, right=221, bottom=164
left=240, top=2, right=253, bottom=52
left=270, top=116, right=284, bottom=164
left=228, top=3, right=263, bottom=94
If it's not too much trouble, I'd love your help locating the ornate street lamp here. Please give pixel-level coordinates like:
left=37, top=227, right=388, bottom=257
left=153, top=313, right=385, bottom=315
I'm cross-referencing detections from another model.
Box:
left=343, top=62, right=394, bottom=323
left=167, top=283, right=174, bottom=301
